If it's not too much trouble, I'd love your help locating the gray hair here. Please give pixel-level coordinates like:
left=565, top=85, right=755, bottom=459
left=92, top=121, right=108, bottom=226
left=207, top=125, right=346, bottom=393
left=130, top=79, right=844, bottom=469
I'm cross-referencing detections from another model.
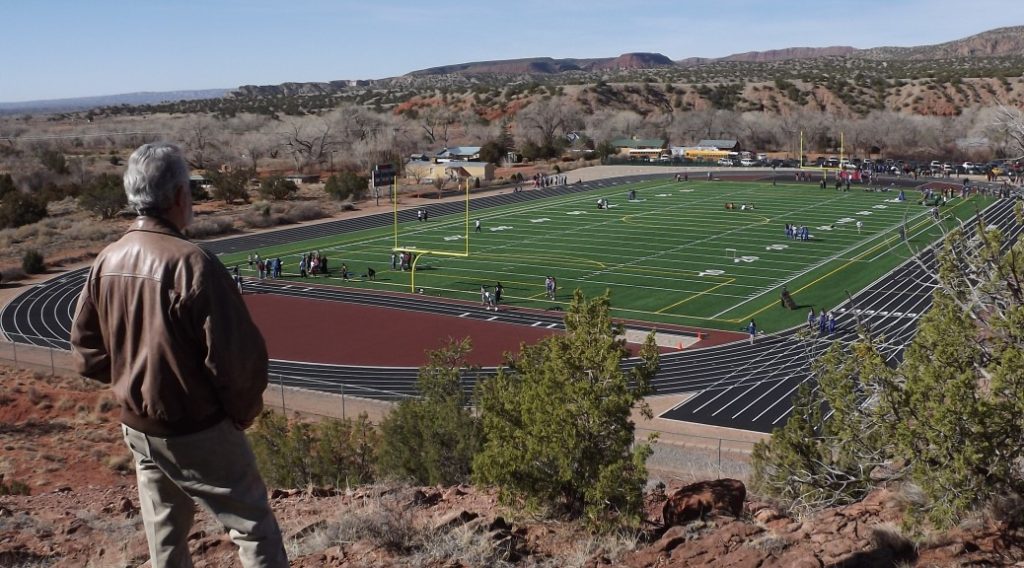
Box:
left=123, top=143, right=190, bottom=214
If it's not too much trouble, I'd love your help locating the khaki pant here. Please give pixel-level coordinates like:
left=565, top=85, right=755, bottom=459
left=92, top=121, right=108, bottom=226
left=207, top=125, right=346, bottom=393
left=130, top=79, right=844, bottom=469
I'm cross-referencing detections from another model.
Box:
left=122, top=420, right=288, bottom=568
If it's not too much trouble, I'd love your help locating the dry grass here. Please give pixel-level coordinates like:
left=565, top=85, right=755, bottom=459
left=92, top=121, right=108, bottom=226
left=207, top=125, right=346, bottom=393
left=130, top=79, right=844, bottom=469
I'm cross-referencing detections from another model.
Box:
left=746, top=532, right=789, bottom=555
left=104, top=453, right=134, bottom=473
left=543, top=529, right=643, bottom=568
left=282, top=202, right=329, bottom=223
left=411, top=524, right=517, bottom=568
left=185, top=216, right=235, bottom=239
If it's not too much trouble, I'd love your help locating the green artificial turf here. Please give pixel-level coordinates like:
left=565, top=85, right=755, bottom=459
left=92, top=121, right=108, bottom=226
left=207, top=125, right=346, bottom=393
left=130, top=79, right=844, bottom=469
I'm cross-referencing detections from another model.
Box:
left=220, top=179, right=989, bottom=333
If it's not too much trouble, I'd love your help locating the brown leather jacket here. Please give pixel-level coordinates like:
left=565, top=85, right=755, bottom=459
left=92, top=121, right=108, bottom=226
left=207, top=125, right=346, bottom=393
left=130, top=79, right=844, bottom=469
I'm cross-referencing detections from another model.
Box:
left=71, top=216, right=268, bottom=436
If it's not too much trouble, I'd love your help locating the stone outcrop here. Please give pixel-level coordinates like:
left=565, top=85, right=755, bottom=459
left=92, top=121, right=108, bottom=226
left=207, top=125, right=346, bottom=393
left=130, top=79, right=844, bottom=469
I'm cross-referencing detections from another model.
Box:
left=662, top=479, right=746, bottom=526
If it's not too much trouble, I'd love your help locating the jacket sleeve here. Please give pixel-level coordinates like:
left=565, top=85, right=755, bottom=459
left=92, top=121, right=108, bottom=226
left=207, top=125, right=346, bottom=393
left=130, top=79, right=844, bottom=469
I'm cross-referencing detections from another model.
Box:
left=70, top=271, right=112, bottom=383
left=191, top=258, right=268, bottom=424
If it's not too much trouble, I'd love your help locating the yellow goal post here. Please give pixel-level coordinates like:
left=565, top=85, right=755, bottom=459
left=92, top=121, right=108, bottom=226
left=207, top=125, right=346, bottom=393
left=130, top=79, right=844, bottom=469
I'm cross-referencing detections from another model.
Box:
left=391, top=177, right=472, bottom=292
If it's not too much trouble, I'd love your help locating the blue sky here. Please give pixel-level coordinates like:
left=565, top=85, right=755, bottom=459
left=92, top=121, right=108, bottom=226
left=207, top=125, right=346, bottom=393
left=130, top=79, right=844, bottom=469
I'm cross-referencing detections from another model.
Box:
left=0, top=0, right=1019, bottom=103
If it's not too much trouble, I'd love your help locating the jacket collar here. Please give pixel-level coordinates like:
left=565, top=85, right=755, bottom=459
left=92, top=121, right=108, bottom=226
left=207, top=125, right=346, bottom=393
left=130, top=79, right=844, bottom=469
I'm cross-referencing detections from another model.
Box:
left=128, top=215, right=188, bottom=239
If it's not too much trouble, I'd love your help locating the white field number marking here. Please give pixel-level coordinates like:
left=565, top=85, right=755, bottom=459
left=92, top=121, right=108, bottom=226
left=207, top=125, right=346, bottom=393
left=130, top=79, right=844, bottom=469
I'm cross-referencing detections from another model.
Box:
left=766, top=244, right=788, bottom=250
left=530, top=218, right=550, bottom=223
left=489, top=226, right=513, bottom=232
left=699, top=269, right=726, bottom=277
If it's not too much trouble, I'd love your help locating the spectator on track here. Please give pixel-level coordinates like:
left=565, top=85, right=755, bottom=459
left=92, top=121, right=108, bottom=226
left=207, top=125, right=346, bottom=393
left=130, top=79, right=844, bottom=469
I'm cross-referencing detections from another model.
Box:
left=747, top=320, right=757, bottom=345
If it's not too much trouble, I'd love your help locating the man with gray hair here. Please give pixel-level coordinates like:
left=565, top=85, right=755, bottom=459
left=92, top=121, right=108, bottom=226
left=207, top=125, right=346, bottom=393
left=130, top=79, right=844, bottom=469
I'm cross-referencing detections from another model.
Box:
left=70, top=143, right=287, bottom=567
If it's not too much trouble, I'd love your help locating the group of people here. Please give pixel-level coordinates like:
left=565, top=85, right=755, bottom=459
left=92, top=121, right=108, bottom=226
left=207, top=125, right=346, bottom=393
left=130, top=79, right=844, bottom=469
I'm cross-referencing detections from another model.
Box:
left=532, top=173, right=568, bottom=188
left=785, top=223, right=811, bottom=241
left=298, top=251, right=328, bottom=277
left=673, top=173, right=689, bottom=182
left=480, top=282, right=504, bottom=311
left=724, top=202, right=756, bottom=210
left=808, top=308, right=838, bottom=335
left=248, top=253, right=283, bottom=279
left=415, top=209, right=430, bottom=221
left=596, top=197, right=611, bottom=209
left=391, top=250, right=417, bottom=271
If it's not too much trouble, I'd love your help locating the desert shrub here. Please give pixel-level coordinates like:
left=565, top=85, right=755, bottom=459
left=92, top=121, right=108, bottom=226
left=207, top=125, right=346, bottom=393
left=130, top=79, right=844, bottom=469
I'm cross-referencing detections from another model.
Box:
left=0, top=192, right=48, bottom=229
left=324, top=171, right=368, bottom=201
left=21, top=250, right=45, bottom=274
left=0, top=173, right=15, bottom=199
left=240, top=211, right=280, bottom=229
left=0, top=473, right=30, bottom=496
left=282, top=202, right=327, bottom=223
left=249, top=410, right=379, bottom=488
left=77, top=173, right=126, bottom=219
left=377, top=339, right=482, bottom=486
left=473, top=291, right=659, bottom=528
left=184, top=217, right=235, bottom=239
left=64, top=220, right=119, bottom=242
left=257, top=175, right=298, bottom=201
left=206, top=168, right=252, bottom=204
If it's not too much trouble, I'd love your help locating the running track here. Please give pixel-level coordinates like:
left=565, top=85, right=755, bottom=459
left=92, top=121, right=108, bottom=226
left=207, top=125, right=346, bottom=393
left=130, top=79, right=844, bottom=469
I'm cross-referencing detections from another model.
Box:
left=3, top=173, right=1019, bottom=433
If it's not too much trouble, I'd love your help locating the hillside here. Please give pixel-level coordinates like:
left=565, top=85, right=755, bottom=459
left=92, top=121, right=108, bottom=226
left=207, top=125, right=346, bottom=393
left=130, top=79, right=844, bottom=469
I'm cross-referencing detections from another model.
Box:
left=196, top=26, right=1024, bottom=121
left=3, top=367, right=1023, bottom=567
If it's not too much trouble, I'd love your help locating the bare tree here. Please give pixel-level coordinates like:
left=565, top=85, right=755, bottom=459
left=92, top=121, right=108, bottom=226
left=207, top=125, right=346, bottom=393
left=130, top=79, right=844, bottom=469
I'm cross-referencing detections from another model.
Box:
left=280, top=119, right=335, bottom=173
left=420, top=106, right=456, bottom=147
left=181, top=116, right=219, bottom=169
left=515, top=97, right=583, bottom=147
left=996, top=105, right=1024, bottom=160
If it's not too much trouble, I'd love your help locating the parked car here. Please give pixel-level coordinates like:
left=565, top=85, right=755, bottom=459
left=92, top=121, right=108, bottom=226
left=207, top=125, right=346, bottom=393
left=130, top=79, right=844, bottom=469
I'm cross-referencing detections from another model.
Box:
left=717, top=157, right=734, bottom=166
left=740, top=159, right=758, bottom=167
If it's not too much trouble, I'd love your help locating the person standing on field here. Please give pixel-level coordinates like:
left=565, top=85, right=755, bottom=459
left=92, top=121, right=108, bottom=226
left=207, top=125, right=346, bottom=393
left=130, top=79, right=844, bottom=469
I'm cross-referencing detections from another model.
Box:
left=69, top=143, right=287, bottom=568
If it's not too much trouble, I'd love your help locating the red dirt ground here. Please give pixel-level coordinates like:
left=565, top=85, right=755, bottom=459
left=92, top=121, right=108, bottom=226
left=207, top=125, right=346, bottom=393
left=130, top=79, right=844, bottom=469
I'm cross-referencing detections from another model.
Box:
left=244, top=292, right=745, bottom=367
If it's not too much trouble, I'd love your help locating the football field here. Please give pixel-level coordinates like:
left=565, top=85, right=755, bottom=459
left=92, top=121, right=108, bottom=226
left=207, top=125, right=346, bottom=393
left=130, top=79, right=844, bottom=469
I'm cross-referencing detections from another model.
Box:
left=221, top=179, right=987, bottom=332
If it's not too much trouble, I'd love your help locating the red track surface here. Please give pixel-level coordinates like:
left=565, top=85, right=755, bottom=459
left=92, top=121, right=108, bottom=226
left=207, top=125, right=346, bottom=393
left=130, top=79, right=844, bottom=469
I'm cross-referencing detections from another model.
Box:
left=245, top=293, right=746, bottom=367
left=245, top=294, right=559, bottom=367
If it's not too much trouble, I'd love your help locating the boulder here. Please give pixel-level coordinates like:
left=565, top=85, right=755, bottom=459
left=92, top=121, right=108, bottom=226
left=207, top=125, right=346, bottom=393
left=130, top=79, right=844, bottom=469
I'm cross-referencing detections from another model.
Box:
left=663, top=479, right=746, bottom=526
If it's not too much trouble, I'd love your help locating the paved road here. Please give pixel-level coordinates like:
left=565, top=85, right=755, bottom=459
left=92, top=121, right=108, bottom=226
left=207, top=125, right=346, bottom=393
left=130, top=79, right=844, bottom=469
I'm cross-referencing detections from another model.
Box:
left=3, top=172, right=1017, bottom=433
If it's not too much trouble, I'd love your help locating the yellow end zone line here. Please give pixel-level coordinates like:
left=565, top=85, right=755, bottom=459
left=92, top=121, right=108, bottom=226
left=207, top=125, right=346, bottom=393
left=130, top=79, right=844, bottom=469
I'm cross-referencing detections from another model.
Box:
left=734, top=195, right=980, bottom=323
left=656, top=278, right=735, bottom=313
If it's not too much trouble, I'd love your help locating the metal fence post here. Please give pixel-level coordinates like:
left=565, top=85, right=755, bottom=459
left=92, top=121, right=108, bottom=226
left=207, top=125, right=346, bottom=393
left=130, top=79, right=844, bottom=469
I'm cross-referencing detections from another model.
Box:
left=50, top=347, right=55, bottom=376
left=279, top=374, right=286, bottom=414
left=717, top=438, right=723, bottom=479
left=340, top=383, right=346, bottom=421
left=12, top=340, right=17, bottom=367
